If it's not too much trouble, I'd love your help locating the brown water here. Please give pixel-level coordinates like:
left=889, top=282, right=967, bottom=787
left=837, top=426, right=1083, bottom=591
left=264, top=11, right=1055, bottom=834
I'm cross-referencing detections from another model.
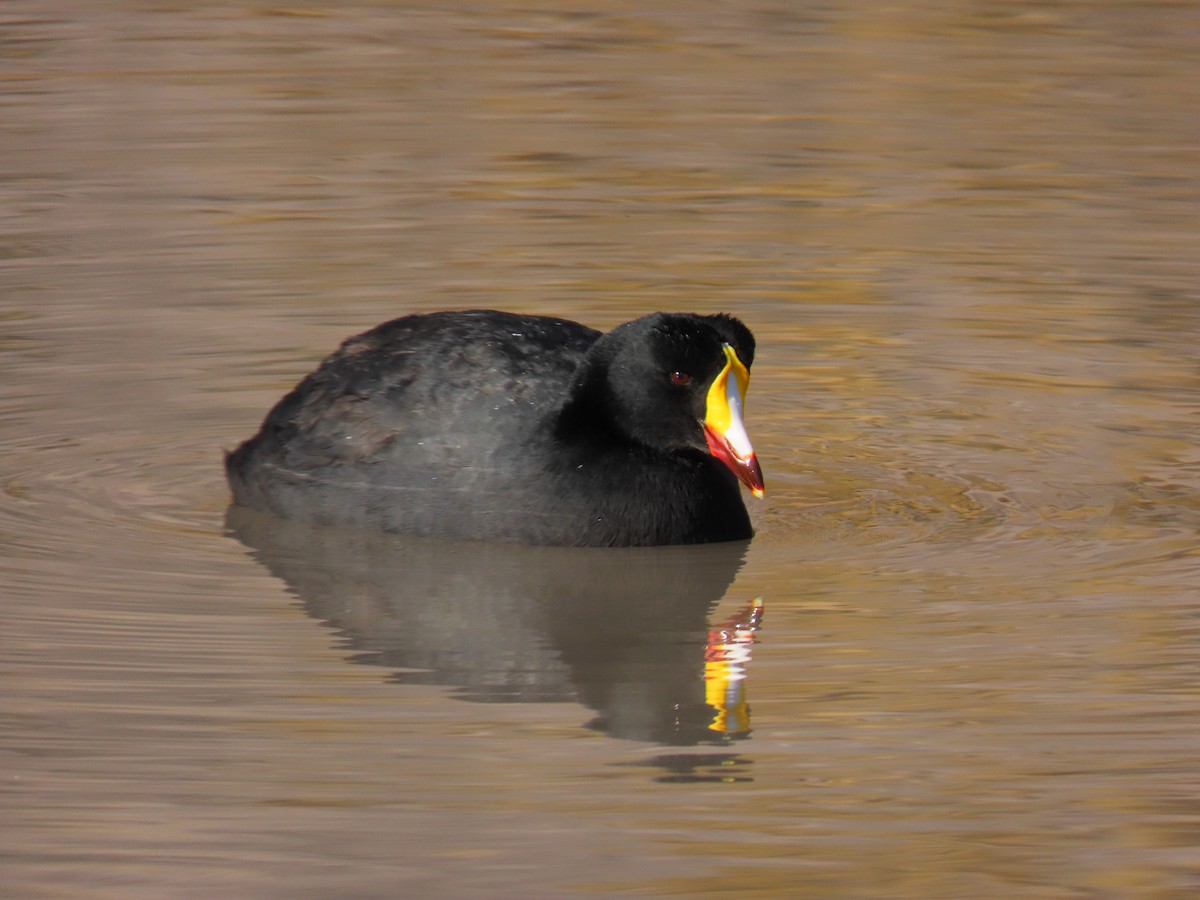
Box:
left=3, top=2, right=1199, bottom=897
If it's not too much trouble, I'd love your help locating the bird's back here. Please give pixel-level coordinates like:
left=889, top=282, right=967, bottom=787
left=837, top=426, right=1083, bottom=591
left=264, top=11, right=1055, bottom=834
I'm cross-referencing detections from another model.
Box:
left=226, top=311, right=600, bottom=532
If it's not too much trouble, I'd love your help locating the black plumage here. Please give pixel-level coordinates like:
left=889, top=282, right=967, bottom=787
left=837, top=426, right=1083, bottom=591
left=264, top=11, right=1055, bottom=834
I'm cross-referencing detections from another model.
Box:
left=226, top=309, right=763, bottom=547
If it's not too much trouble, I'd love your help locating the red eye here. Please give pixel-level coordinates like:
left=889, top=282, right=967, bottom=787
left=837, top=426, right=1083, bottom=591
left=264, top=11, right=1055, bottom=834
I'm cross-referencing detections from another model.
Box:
left=670, top=371, right=691, bottom=386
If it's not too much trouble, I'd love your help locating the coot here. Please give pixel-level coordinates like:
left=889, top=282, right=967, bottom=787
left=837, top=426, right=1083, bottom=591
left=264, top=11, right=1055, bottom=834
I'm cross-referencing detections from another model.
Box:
left=225, top=310, right=764, bottom=547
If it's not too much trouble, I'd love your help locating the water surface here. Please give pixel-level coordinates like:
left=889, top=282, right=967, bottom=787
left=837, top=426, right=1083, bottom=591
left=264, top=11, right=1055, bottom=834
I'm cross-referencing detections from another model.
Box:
left=2, top=2, right=1199, bottom=897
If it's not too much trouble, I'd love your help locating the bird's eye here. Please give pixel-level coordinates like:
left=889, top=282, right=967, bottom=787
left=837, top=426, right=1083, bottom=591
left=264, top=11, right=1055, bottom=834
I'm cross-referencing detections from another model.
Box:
left=670, top=371, right=692, bottom=386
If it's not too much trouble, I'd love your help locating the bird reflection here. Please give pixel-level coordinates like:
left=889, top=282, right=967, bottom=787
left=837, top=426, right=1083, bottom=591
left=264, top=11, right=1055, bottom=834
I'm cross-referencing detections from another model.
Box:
left=227, top=507, right=764, bottom=745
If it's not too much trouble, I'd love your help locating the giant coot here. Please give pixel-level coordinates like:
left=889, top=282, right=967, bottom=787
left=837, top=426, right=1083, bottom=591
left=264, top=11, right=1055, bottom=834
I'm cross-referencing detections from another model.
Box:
left=225, top=310, right=764, bottom=547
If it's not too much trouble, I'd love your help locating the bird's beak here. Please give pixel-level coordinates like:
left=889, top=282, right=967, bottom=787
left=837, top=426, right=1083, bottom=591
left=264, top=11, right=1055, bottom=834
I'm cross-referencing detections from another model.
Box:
left=703, top=344, right=765, bottom=498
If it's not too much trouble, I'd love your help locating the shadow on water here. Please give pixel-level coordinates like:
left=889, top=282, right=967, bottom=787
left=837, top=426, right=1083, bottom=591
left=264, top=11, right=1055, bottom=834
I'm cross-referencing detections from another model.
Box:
left=226, top=507, right=764, bottom=746
left=616, top=753, right=756, bottom=785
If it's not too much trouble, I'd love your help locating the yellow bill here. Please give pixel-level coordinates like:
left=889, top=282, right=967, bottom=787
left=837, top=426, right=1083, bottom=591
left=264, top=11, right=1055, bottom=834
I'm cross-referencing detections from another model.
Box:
left=703, top=343, right=765, bottom=498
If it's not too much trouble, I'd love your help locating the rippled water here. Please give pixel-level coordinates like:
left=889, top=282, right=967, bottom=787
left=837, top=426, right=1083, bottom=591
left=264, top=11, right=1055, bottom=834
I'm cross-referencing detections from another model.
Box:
left=3, top=2, right=1199, bottom=897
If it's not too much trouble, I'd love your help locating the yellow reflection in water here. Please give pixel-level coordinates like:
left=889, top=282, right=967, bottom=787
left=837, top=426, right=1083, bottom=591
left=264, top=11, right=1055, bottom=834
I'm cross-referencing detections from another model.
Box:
left=704, top=597, right=763, bottom=738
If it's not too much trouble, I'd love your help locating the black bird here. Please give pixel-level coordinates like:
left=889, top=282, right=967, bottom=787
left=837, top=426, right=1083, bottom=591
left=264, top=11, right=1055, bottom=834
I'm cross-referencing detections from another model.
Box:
left=225, top=310, right=764, bottom=547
